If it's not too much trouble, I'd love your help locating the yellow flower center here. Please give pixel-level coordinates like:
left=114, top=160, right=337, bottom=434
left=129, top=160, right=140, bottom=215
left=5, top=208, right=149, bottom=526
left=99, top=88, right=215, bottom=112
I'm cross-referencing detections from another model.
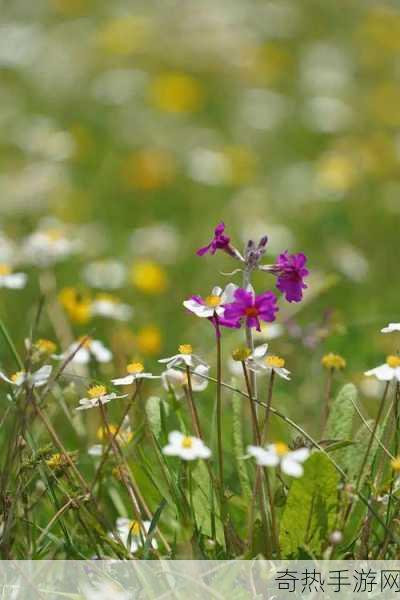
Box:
left=88, top=385, right=107, bottom=399
left=205, top=295, right=221, bottom=308
left=387, top=355, right=400, bottom=369
left=181, top=436, right=193, bottom=449
left=36, top=339, right=57, bottom=355
left=45, top=228, right=64, bottom=242
left=130, top=520, right=141, bottom=536
left=96, top=293, right=118, bottom=304
left=46, top=453, right=63, bottom=469
left=321, top=353, right=346, bottom=370
left=231, top=347, right=251, bottom=362
left=392, top=457, right=400, bottom=472
left=179, top=344, right=192, bottom=355
left=127, top=362, right=145, bottom=374
left=274, top=442, right=289, bottom=456
left=0, top=264, right=11, bottom=276
left=265, top=355, right=285, bottom=369
left=11, top=371, right=24, bottom=383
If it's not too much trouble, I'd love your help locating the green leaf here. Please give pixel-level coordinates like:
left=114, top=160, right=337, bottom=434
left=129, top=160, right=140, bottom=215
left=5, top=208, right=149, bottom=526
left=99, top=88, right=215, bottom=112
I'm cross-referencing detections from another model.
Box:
left=324, top=384, right=356, bottom=466
left=231, top=385, right=252, bottom=500
left=146, top=395, right=165, bottom=439
left=280, top=452, right=340, bottom=557
left=191, top=460, right=224, bottom=545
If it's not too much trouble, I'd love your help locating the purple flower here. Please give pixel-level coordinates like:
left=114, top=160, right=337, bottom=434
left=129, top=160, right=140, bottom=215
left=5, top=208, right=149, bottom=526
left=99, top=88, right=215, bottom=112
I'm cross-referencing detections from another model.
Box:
left=274, top=252, right=309, bottom=303
left=196, top=223, right=233, bottom=257
left=223, top=287, right=278, bottom=332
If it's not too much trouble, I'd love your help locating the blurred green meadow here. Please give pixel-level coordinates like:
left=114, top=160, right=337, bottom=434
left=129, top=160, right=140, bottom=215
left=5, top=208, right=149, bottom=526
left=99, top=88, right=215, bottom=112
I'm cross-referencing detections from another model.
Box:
left=1, top=0, right=400, bottom=558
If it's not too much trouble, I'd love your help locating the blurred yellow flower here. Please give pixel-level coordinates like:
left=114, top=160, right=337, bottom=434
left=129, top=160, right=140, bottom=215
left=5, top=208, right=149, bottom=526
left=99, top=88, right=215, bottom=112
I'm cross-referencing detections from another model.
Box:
left=121, top=149, right=176, bottom=190
left=136, top=325, right=162, bottom=356
left=321, top=353, right=346, bottom=371
left=149, top=72, right=204, bottom=113
left=50, top=0, right=87, bottom=15
left=357, top=8, right=400, bottom=57
left=367, top=83, right=400, bottom=127
left=242, top=43, right=292, bottom=85
left=223, top=145, right=256, bottom=185
left=316, top=153, right=358, bottom=193
left=96, top=16, right=151, bottom=56
left=131, top=261, right=168, bottom=294
left=59, top=287, right=92, bottom=324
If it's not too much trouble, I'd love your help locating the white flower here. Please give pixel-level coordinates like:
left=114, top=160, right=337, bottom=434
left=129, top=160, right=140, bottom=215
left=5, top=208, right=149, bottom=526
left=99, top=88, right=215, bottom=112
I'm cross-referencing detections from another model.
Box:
left=382, top=323, right=400, bottom=334
left=0, top=264, right=27, bottom=289
left=163, top=431, right=211, bottom=461
left=76, top=385, right=127, bottom=411
left=88, top=444, right=103, bottom=457
left=158, top=344, right=208, bottom=369
left=112, top=362, right=160, bottom=386
left=56, top=338, right=112, bottom=365
left=161, top=365, right=209, bottom=400
left=129, top=223, right=180, bottom=264
left=115, top=517, right=158, bottom=553
left=0, top=365, right=52, bottom=388
left=21, top=220, right=79, bottom=267
left=183, top=283, right=238, bottom=319
left=247, top=344, right=291, bottom=380
left=91, top=294, right=133, bottom=321
left=82, top=259, right=127, bottom=289
left=365, top=355, right=400, bottom=382
left=247, top=443, right=310, bottom=477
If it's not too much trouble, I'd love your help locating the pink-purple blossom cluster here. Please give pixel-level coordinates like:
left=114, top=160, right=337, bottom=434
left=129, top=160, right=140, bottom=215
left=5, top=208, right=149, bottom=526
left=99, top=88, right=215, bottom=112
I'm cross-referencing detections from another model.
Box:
left=187, top=223, right=309, bottom=332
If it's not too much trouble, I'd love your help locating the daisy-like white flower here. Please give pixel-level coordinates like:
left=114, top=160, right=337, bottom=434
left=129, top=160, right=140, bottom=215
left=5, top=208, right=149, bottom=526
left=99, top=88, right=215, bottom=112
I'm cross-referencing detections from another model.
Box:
left=161, top=365, right=209, bottom=400
left=0, top=264, right=27, bottom=289
left=112, top=362, right=160, bottom=386
left=91, top=293, right=133, bottom=321
left=163, top=431, right=211, bottom=461
left=0, top=365, right=52, bottom=388
left=246, top=344, right=291, bottom=380
left=365, top=355, right=400, bottom=382
left=247, top=443, right=310, bottom=478
left=158, top=344, right=208, bottom=369
left=183, top=283, right=238, bottom=319
left=82, top=259, right=127, bottom=290
left=115, top=517, right=158, bottom=553
left=382, top=323, right=400, bottom=334
left=22, top=221, right=79, bottom=267
left=76, top=385, right=127, bottom=411
left=56, top=337, right=112, bottom=365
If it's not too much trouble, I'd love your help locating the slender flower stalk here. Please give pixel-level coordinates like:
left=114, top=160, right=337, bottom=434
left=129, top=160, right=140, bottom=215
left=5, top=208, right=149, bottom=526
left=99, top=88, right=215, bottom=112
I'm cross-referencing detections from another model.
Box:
left=355, top=381, right=390, bottom=490
left=184, top=365, right=203, bottom=439
left=262, top=370, right=275, bottom=445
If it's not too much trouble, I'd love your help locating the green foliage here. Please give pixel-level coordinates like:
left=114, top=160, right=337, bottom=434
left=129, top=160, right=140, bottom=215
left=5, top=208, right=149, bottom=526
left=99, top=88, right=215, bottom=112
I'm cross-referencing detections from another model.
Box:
left=191, top=460, right=224, bottom=546
left=231, top=386, right=252, bottom=500
left=280, top=452, right=340, bottom=557
left=324, top=383, right=356, bottom=467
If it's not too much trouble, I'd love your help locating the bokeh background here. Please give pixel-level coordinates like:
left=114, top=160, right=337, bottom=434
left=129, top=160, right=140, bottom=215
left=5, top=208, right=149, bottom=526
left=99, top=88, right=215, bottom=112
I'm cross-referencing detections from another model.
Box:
left=1, top=0, right=400, bottom=437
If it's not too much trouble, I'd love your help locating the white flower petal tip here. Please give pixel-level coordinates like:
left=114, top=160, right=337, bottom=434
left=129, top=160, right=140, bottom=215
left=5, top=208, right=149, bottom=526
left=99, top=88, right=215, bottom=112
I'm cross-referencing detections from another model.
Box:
left=382, top=323, right=400, bottom=334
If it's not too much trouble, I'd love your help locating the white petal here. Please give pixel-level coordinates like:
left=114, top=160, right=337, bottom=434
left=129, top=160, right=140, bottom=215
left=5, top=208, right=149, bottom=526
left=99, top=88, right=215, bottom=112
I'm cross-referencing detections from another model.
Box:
left=112, top=375, right=135, bottom=386
left=275, top=367, right=291, bottom=380
left=382, top=323, right=400, bottom=333
left=70, top=346, right=90, bottom=365
left=90, top=340, right=112, bottom=363
left=211, top=286, right=222, bottom=297
left=288, top=448, right=310, bottom=463
left=158, top=354, right=178, bottom=364
left=365, top=364, right=395, bottom=381
left=31, top=365, right=52, bottom=385
left=183, top=299, right=211, bottom=317
left=247, top=445, right=279, bottom=467
left=252, top=344, right=269, bottom=359
left=0, top=371, right=15, bottom=384
left=221, top=283, right=238, bottom=303
left=168, top=431, right=184, bottom=445
left=4, top=273, right=27, bottom=289
left=281, top=457, right=304, bottom=477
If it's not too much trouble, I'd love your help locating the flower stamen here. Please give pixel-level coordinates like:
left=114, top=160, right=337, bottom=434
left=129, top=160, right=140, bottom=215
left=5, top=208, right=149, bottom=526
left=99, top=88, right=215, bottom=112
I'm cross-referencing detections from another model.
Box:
left=88, top=384, right=107, bottom=398
left=179, top=344, right=193, bottom=355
